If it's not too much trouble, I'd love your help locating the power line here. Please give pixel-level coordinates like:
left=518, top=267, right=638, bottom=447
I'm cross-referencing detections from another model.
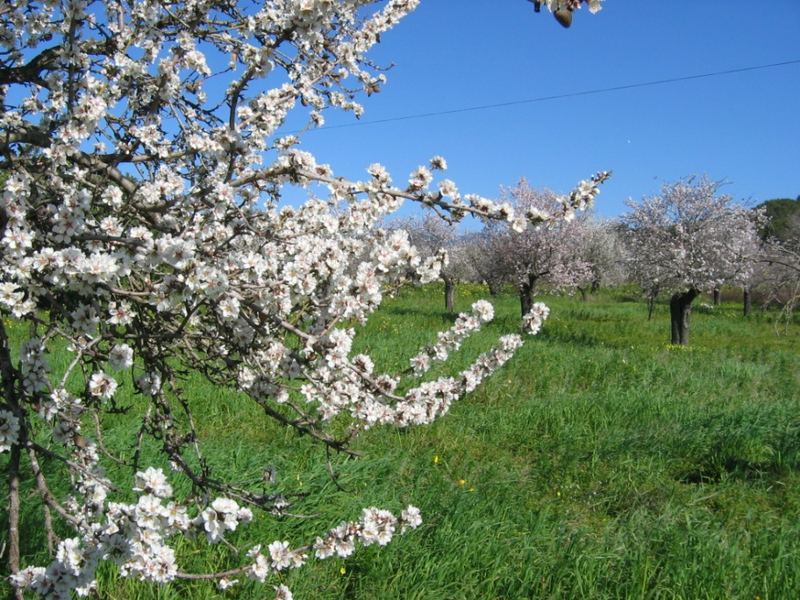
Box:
left=308, top=58, right=800, bottom=132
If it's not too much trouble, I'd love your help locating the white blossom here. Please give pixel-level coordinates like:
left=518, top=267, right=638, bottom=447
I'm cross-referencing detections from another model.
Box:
left=522, top=302, right=550, bottom=335
left=133, top=468, right=173, bottom=499
left=274, top=584, right=293, bottom=600
left=88, top=372, right=118, bottom=400
left=401, top=505, right=423, bottom=530
left=197, top=497, right=252, bottom=543
left=108, top=344, right=134, bottom=370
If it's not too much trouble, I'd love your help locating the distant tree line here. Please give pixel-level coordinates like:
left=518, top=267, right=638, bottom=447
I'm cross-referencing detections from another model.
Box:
left=400, top=179, right=800, bottom=345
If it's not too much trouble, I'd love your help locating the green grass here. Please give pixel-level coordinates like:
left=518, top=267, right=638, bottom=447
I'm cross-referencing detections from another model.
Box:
left=3, top=285, right=800, bottom=599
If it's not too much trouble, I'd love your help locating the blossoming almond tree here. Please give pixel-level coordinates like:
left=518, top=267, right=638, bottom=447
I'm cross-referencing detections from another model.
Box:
left=480, top=179, right=603, bottom=317
left=0, top=0, right=604, bottom=596
left=622, top=177, right=761, bottom=345
left=463, top=231, right=509, bottom=296
left=572, top=216, right=627, bottom=300
left=401, top=212, right=477, bottom=312
left=758, top=214, right=800, bottom=324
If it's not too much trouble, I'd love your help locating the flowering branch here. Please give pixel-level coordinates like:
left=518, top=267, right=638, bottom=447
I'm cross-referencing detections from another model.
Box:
left=0, top=1, right=606, bottom=596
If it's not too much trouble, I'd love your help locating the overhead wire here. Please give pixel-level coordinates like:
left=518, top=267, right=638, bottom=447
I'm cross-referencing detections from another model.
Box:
left=306, top=59, right=800, bottom=132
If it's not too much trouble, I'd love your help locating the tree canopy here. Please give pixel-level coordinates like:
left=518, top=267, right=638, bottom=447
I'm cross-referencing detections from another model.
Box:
left=756, top=197, right=800, bottom=241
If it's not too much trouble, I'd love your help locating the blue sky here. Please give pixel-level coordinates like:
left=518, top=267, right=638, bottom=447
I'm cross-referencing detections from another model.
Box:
left=282, top=0, right=800, bottom=221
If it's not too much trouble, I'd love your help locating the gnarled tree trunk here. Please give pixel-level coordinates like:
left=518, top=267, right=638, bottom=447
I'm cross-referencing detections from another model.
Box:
left=712, top=288, right=721, bottom=305
left=519, top=274, right=538, bottom=318
left=669, top=288, right=699, bottom=345
left=1, top=322, right=24, bottom=599
left=743, top=286, right=751, bottom=317
left=443, top=277, right=455, bottom=313
left=647, top=286, right=659, bottom=321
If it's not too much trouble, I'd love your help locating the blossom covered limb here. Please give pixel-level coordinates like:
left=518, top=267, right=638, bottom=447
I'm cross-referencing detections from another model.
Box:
left=621, top=176, right=763, bottom=343
left=10, top=468, right=422, bottom=596
left=0, top=0, right=606, bottom=595
left=475, top=179, right=603, bottom=317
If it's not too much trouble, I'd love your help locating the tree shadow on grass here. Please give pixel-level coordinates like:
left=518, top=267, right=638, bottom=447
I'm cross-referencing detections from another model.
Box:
left=673, top=422, right=800, bottom=486
left=675, top=457, right=797, bottom=485
left=538, top=328, right=610, bottom=349
left=382, top=306, right=458, bottom=323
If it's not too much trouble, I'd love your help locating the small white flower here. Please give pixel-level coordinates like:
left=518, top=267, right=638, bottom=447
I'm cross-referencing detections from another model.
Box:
left=89, top=372, right=118, bottom=399
left=401, top=505, right=422, bottom=530
left=409, top=353, right=430, bottom=375
left=408, top=166, right=433, bottom=189
left=429, top=155, right=447, bottom=170
left=359, top=507, right=397, bottom=546
left=511, top=216, right=527, bottom=233
left=108, top=344, right=134, bottom=370
left=438, top=179, right=458, bottom=197
left=55, top=537, right=84, bottom=576
left=248, top=551, right=271, bottom=582
left=198, top=497, right=250, bottom=543
left=268, top=540, right=293, bottom=570
left=9, top=566, right=46, bottom=591
left=218, top=578, right=238, bottom=590
left=274, top=584, right=293, bottom=600
left=522, top=302, right=550, bottom=335
left=218, top=295, right=240, bottom=320
left=367, top=163, right=390, bottom=184
left=135, top=372, right=162, bottom=396
left=108, top=301, right=134, bottom=326
left=134, top=467, right=173, bottom=498
left=471, top=300, right=494, bottom=322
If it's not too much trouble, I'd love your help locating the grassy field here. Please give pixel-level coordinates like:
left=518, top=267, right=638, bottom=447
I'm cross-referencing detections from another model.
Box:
left=3, top=285, right=800, bottom=599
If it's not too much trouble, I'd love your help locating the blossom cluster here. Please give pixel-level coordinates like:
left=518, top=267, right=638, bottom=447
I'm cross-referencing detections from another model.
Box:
left=312, top=505, right=422, bottom=560
left=622, top=178, right=762, bottom=294
left=476, top=181, right=600, bottom=311
left=11, top=466, right=418, bottom=598
left=522, top=303, right=551, bottom=335
left=409, top=300, right=495, bottom=374
left=295, top=298, right=545, bottom=430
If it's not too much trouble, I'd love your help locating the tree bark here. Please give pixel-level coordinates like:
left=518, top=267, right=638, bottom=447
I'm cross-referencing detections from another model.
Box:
left=520, top=289, right=532, bottom=317
left=0, top=322, right=23, bottom=599
left=712, top=288, right=721, bottom=305
left=647, top=290, right=658, bottom=321
left=8, top=444, right=22, bottom=599
left=487, top=280, right=499, bottom=296
left=578, top=287, right=588, bottom=302
left=443, top=277, right=455, bottom=313
left=519, top=275, right=538, bottom=318
left=669, top=288, right=700, bottom=345
left=743, top=286, right=751, bottom=317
